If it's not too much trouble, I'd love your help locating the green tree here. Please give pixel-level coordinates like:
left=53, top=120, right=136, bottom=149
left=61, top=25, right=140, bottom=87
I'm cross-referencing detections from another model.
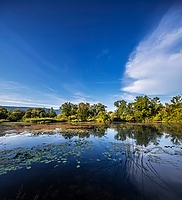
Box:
left=169, top=96, right=182, bottom=122
left=60, top=102, right=78, bottom=118
left=114, top=100, right=127, bottom=120
left=171, top=95, right=182, bottom=106
left=47, top=107, right=57, bottom=118
left=133, top=96, right=152, bottom=122
left=23, top=108, right=32, bottom=118
left=96, top=111, right=109, bottom=122
left=31, top=108, right=46, bottom=118
left=125, top=102, right=135, bottom=121
left=151, top=97, right=162, bottom=113
left=77, top=102, right=90, bottom=121
left=0, top=106, right=8, bottom=119
left=158, top=96, right=182, bottom=122
left=90, top=103, right=107, bottom=117
left=108, top=111, right=116, bottom=121
left=150, top=97, right=163, bottom=121
left=8, top=109, right=25, bottom=121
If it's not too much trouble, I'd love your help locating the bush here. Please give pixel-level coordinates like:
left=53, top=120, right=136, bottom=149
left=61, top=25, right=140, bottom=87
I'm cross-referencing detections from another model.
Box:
left=23, top=118, right=57, bottom=123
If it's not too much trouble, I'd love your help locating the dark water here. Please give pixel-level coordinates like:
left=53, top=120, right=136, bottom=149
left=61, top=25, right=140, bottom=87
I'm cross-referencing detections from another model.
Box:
left=0, top=124, right=182, bottom=200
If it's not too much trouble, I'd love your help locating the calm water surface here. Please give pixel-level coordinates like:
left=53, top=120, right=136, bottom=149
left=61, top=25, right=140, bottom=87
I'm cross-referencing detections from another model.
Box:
left=0, top=124, right=182, bottom=200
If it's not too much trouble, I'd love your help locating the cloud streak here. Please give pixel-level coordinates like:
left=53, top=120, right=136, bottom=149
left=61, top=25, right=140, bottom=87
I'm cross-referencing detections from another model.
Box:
left=122, top=4, right=182, bottom=96
left=96, top=49, right=110, bottom=58
left=0, top=80, right=97, bottom=109
left=89, top=81, right=120, bottom=84
left=0, top=80, right=66, bottom=109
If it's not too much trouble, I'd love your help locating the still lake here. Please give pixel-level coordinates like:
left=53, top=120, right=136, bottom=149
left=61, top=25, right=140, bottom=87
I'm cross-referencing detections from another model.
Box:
left=0, top=123, right=182, bottom=200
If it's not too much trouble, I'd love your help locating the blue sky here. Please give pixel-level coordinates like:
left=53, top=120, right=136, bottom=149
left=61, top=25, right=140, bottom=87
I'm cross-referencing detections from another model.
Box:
left=0, top=0, right=182, bottom=111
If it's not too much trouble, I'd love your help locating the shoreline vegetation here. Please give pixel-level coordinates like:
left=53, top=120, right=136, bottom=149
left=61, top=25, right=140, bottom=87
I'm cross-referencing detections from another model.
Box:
left=0, top=121, right=107, bottom=134
left=0, top=95, right=182, bottom=125
left=1, top=122, right=182, bottom=145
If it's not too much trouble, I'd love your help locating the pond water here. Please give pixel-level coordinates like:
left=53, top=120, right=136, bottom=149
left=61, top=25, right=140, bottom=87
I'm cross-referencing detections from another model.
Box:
left=0, top=124, right=182, bottom=200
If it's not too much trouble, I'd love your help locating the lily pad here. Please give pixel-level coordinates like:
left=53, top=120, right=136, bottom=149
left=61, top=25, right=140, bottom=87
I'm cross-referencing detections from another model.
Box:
left=26, top=166, right=31, bottom=170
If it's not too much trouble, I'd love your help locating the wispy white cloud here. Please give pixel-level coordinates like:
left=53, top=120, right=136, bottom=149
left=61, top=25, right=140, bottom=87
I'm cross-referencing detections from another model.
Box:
left=71, top=91, right=97, bottom=105
left=0, top=81, right=28, bottom=90
left=109, top=93, right=136, bottom=106
left=0, top=80, right=98, bottom=108
left=0, top=80, right=66, bottom=109
left=122, top=4, right=182, bottom=97
left=89, top=81, right=120, bottom=84
left=96, top=49, right=110, bottom=58
left=0, top=22, right=60, bottom=79
left=41, top=84, right=58, bottom=93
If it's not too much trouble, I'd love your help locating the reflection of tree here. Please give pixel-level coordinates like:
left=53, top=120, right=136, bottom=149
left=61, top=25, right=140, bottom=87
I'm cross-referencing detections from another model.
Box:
left=114, top=124, right=163, bottom=147
left=60, top=126, right=107, bottom=139
left=1, top=125, right=182, bottom=200
left=157, top=123, right=182, bottom=145
left=92, top=126, right=107, bottom=138
left=61, top=131, right=91, bottom=139
left=114, top=126, right=132, bottom=141
left=61, top=132, right=75, bottom=139
left=132, top=125, right=162, bottom=146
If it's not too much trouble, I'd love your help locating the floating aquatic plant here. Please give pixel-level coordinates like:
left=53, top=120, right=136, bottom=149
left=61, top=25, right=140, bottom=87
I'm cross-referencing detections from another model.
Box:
left=0, top=138, right=93, bottom=175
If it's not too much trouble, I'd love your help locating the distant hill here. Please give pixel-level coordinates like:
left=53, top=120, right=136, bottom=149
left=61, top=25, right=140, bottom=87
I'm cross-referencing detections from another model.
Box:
left=3, top=106, right=60, bottom=114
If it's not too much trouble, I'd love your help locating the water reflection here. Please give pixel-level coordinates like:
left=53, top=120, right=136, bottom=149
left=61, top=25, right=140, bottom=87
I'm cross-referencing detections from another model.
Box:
left=0, top=124, right=182, bottom=199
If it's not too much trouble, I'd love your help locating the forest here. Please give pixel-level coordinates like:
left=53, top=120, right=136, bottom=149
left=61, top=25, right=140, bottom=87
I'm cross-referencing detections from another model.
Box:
left=0, top=95, right=182, bottom=123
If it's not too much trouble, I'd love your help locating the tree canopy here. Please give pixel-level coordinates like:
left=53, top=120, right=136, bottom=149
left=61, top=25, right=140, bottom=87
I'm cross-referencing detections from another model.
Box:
left=0, top=95, right=182, bottom=123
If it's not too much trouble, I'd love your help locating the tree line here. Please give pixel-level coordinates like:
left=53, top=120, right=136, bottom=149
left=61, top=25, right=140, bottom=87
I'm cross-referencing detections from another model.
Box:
left=0, top=95, right=182, bottom=123
left=114, top=95, right=182, bottom=123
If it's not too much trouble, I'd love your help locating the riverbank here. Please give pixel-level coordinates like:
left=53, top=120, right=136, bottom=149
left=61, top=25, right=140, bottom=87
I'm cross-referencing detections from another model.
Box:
left=1, top=121, right=181, bottom=136
left=0, top=121, right=109, bottom=135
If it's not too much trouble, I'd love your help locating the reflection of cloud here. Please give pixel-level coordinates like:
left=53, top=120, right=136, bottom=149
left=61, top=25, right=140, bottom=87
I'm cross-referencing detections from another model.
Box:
left=96, top=49, right=110, bottom=58
left=122, top=5, right=182, bottom=96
